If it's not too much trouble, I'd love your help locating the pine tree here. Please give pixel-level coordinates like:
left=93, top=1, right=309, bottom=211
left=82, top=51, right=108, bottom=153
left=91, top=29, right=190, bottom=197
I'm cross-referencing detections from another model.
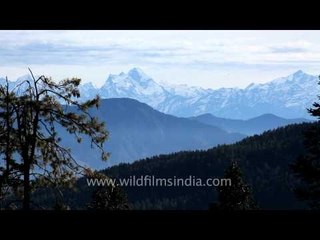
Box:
left=210, top=161, right=257, bottom=210
left=0, top=78, right=20, bottom=207
left=87, top=173, right=130, bottom=210
left=0, top=70, right=109, bottom=210
left=291, top=76, right=320, bottom=209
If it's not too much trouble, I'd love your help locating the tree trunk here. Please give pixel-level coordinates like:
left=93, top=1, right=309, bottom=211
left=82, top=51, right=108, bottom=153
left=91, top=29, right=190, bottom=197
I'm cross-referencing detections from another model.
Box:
left=23, top=160, right=30, bottom=210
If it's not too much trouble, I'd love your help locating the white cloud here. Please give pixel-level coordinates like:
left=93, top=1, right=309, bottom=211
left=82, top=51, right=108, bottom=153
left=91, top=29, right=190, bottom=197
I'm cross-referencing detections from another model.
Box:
left=0, top=30, right=320, bottom=88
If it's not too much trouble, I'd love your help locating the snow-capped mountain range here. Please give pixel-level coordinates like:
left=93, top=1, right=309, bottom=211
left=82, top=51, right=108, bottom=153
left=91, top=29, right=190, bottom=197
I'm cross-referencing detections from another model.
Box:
left=2, top=68, right=319, bottom=119
left=95, top=68, right=319, bottom=119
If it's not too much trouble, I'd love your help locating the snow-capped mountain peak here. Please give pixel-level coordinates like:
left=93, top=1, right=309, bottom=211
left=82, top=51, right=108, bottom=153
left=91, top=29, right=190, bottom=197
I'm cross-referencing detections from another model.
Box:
left=291, top=69, right=305, bottom=77
left=245, top=83, right=256, bottom=90
left=16, top=74, right=33, bottom=83
left=282, top=70, right=308, bottom=82
left=245, top=70, right=314, bottom=91
left=106, top=74, right=120, bottom=82
left=274, top=70, right=311, bottom=84
left=128, top=67, right=151, bottom=82
left=82, top=82, right=96, bottom=88
left=78, top=82, right=98, bottom=99
left=98, top=68, right=168, bottom=107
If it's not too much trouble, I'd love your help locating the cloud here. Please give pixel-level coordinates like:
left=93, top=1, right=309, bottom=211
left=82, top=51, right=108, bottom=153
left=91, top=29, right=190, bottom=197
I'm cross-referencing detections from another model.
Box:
left=1, top=30, right=320, bottom=89
left=269, top=46, right=308, bottom=53
left=1, top=31, right=319, bottom=68
left=0, top=40, right=194, bottom=66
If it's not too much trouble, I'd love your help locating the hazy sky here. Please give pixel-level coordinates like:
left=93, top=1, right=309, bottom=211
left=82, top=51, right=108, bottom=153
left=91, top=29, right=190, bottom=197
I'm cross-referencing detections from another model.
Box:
left=0, top=30, right=320, bottom=89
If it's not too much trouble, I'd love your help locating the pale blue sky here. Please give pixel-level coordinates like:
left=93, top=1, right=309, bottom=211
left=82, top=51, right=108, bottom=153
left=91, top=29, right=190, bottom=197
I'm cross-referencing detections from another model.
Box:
left=0, top=30, right=320, bottom=89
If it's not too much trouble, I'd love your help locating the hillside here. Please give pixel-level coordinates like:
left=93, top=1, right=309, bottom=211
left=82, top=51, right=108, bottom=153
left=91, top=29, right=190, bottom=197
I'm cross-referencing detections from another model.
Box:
left=52, top=122, right=316, bottom=210
left=60, top=98, right=245, bottom=168
left=190, top=113, right=309, bottom=135
left=100, top=122, right=314, bottom=209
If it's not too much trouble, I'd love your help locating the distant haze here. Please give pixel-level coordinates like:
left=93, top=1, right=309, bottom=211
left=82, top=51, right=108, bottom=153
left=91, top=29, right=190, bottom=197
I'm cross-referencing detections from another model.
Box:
left=1, top=30, right=320, bottom=89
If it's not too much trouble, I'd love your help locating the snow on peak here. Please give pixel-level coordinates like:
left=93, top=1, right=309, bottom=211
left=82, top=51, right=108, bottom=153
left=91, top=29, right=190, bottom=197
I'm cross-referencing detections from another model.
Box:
left=128, top=67, right=151, bottom=81
left=98, top=68, right=167, bottom=107
left=4, top=68, right=318, bottom=119
left=292, top=70, right=305, bottom=76
left=106, top=74, right=117, bottom=82
left=245, top=82, right=256, bottom=89
left=104, top=68, right=152, bottom=87
left=16, top=74, right=33, bottom=82
left=0, top=77, right=7, bottom=85
left=81, top=82, right=96, bottom=89
left=286, top=70, right=304, bottom=79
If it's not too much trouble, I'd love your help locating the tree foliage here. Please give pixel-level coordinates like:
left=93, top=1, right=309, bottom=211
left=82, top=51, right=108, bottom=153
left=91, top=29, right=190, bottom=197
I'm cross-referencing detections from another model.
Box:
left=86, top=172, right=130, bottom=210
left=97, top=123, right=310, bottom=210
left=291, top=76, right=320, bottom=209
left=0, top=70, right=109, bottom=209
left=210, top=161, right=258, bottom=210
left=88, top=186, right=130, bottom=210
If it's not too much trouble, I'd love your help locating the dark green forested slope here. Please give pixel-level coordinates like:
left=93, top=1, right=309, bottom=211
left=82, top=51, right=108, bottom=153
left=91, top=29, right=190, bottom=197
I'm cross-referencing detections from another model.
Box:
left=101, top=122, right=314, bottom=209
left=42, top=122, right=314, bottom=210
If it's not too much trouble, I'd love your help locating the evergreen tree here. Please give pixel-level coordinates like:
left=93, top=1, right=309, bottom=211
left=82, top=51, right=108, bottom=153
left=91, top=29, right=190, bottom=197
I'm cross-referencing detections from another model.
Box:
left=210, top=161, right=257, bottom=210
left=0, top=78, right=20, bottom=207
left=0, top=70, right=109, bottom=210
left=291, top=75, right=320, bottom=209
left=88, top=173, right=130, bottom=210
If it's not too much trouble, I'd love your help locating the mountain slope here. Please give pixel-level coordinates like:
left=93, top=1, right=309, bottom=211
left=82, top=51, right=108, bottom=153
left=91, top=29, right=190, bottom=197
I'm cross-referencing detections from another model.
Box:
left=98, top=122, right=314, bottom=210
left=55, top=122, right=314, bottom=210
left=190, top=113, right=310, bottom=135
left=60, top=98, right=245, bottom=169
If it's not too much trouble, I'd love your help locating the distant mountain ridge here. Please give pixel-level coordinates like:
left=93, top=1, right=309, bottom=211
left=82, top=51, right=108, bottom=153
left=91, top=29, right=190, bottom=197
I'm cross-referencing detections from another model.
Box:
left=3, top=68, right=319, bottom=119
left=60, top=98, right=308, bottom=169
left=60, top=98, right=245, bottom=169
left=190, top=113, right=310, bottom=135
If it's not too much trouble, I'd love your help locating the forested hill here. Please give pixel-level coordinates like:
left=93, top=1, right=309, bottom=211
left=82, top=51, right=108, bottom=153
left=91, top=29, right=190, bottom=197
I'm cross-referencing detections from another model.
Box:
left=61, top=98, right=245, bottom=168
left=51, top=122, right=315, bottom=210
left=100, top=122, right=315, bottom=210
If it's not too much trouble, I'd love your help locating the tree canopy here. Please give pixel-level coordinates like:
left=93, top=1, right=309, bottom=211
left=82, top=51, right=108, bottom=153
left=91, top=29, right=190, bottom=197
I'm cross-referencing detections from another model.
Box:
left=210, top=161, right=258, bottom=210
left=291, top=75, right=320, bottom=209
left=0, top=70, right=109, bottom=209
